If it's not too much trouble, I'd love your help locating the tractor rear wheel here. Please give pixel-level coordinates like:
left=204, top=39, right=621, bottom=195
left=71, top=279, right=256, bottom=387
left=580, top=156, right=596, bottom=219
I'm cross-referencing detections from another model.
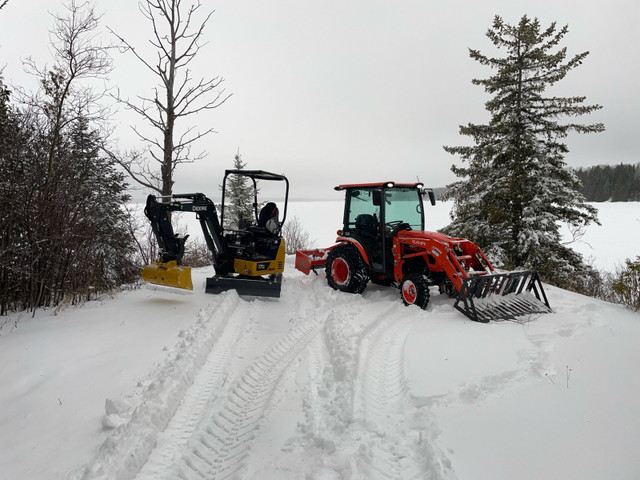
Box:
left=326, top=244, right=369, bottom=294
left=400, top=273, right=430, bottom=309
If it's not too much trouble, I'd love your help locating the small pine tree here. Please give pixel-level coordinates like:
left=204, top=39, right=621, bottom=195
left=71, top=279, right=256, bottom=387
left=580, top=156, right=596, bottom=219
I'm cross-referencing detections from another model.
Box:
left=223, top=150, right=255, bottom=230
left=443, top=15, right=603, bottom=283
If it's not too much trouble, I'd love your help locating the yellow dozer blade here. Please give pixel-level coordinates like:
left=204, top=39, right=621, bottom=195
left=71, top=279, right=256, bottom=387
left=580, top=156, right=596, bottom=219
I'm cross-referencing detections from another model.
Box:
left=142, top=260, right=193, bottom=290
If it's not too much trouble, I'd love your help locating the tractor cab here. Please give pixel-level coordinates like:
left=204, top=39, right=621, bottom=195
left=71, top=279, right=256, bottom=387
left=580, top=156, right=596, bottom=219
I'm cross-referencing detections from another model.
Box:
left=336, top=182, right=434, bottom=273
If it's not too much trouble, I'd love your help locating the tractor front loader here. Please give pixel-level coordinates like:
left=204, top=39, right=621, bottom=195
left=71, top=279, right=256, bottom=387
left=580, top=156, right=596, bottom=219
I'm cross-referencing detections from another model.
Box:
left=142, top=169, right=289, bottom=298
left=295, top=181, right=550, bottom=322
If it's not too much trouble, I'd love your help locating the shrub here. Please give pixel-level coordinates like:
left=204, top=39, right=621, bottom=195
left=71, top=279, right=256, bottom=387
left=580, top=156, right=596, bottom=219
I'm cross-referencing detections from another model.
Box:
left=282, top=215, right=312, bottom=254
left=181, top=240, right=213, bottom=268
left=610, top=256, right=640, bottom=311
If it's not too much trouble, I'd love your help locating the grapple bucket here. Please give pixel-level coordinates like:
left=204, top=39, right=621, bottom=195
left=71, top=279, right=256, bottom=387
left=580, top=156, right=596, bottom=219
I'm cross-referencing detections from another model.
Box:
left=454, top=270, right=550, bottom=323
left=142, top=261, right=193, bottom=290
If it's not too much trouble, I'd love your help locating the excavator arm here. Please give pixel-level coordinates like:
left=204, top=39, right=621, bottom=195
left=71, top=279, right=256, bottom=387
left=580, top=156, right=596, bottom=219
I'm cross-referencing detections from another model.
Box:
left=142, top=193, right=229, bottom=290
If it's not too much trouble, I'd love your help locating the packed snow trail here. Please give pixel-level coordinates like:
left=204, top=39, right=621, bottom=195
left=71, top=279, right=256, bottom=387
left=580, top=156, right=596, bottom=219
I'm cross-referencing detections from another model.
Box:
left=76, top=293, right=241, bottom=480
left=75, top=274, right=458, bottom=480
left=294, top=300, right=455, bottom=480
left=175, top=319, right=318, bottom=480
left=134, top=301, right=249, bottom=480
left=354, top=310, right=431, bottom=479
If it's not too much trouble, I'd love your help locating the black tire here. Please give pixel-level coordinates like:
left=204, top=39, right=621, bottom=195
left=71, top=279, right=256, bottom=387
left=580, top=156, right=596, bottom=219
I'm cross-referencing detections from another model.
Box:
left=400, top=273, right=430, bottom=309
left=440, top=280, right=457, bottom=298
left=370, top=274, right=393, bottom=287
left=326, top=244, right=369, bottom=294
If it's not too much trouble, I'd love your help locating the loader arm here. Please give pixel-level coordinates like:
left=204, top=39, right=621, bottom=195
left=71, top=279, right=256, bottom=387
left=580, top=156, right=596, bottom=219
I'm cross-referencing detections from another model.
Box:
left=394, top=230, right=550, bottom=322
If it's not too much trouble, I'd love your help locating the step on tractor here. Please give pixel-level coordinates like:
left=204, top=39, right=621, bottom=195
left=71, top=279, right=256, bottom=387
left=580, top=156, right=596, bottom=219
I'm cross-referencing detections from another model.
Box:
left=142, top=169, right=289, bottom=297
left=295, top=182, right=550, bottom=322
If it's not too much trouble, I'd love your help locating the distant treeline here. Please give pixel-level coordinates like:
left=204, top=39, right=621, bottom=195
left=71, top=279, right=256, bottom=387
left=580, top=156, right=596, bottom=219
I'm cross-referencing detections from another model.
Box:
left=574, top=163, right=640, bottom=202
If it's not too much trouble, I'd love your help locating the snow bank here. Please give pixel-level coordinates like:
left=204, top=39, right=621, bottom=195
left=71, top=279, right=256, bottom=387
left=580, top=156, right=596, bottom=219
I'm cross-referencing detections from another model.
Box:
left=73, top=293, right=240, bottom=480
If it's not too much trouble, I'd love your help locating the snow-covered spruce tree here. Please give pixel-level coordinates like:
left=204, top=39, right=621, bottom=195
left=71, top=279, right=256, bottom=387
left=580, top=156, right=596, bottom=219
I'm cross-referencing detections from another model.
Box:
left=222, top=151, right=255, bottom=230
left=442, top=15, right=603, bottom=285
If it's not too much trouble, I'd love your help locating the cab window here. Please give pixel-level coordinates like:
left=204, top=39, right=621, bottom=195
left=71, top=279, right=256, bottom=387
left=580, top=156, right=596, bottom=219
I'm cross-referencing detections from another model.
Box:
left=346, top=189, right=380, bottom=228
left=383, top=188, right=423, bottom=229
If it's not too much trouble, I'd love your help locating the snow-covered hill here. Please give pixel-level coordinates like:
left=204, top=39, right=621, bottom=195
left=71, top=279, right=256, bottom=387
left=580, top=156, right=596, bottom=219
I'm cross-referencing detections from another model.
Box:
left=1, top=261, right=639, bottom=480
left=1, top=200, right=639, bottom=479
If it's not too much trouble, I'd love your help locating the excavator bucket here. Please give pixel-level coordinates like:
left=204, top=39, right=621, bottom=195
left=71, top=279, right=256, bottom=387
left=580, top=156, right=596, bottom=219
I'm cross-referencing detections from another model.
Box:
left=454, top=270, right=550, bottom=323
left=142, top=260, right=193, bottom=291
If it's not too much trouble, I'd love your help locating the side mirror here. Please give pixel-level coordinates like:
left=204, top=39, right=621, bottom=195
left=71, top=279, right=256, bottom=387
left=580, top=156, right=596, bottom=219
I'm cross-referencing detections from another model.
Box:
left=372, top=190, right=382, bottom=206
left=421, top=188, right=436, bottom=206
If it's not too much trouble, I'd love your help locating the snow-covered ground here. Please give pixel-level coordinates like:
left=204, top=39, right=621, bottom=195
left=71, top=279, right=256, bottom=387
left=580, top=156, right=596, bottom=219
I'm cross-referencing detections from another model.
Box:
left=1, top=201, right=639, bottom=480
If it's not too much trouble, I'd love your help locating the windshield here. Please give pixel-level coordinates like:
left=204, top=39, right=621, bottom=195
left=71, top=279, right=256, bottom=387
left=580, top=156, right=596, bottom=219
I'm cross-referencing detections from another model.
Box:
left=383, top=188, right=423, bottom=229
left=345, top=187, right=423, bottom=230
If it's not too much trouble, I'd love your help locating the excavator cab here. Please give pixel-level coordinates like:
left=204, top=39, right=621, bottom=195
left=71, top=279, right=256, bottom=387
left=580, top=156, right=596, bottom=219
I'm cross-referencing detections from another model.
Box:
left=142, top=169, right=289, bottom=298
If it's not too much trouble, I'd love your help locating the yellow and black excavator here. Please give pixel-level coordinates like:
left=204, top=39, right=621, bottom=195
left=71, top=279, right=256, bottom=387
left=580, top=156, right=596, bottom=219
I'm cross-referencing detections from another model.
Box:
left=142, top=169, right=289, bottom=297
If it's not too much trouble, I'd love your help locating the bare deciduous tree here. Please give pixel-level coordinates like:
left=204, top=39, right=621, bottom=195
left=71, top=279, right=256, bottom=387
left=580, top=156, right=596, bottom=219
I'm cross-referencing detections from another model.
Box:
left=282, top=216, right=312, bottom=255
left=20, top=0, right=113, bottom=200
left=109, top=0, right=231, bottom=196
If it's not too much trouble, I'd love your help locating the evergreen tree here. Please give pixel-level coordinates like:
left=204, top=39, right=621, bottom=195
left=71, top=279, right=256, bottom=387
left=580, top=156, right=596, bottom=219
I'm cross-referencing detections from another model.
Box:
left=575, top=163, right=640, bottom=202
left=223, top=151, right=255, bottom=230
left=0, top=3, right=137, bottom=314
left=442, top=15, right=603, bottom=283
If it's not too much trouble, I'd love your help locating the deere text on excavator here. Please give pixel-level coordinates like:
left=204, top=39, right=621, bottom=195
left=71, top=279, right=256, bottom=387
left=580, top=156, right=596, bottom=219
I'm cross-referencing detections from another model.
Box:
left=142, top=169, right=289, bottom=298
left=295, top=181, right=551, bottom=322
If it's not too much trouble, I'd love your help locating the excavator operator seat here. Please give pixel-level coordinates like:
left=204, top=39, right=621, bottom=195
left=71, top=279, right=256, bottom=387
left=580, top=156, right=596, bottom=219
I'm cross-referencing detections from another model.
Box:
left=258, top=202, right=280, bottom=235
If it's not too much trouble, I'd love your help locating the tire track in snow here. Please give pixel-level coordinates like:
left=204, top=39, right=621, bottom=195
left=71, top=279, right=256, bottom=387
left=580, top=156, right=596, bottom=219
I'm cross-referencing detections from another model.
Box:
left=307, top=297, right=456, bottom=480
left=353, top=312, right=425, bottom=479
left=353, top=308, right=456, bottom=480
left=299, top=333, right=332, bottom=439
left=134, top=306, right=248, bottom=480
left=173, top=319, right=319, bottom=480
left=354, top=313, right=413, bottom=425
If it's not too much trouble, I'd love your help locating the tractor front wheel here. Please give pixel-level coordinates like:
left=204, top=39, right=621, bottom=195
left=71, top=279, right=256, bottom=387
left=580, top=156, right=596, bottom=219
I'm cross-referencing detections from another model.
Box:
left=326, top=244, right=369, bottom=294
left=400, top=273, right=430, bottom=309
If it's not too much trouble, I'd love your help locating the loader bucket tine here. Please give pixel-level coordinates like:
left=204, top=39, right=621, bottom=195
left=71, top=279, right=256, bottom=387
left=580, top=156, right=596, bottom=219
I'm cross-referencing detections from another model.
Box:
left=454, top=271, right=551, bottom=322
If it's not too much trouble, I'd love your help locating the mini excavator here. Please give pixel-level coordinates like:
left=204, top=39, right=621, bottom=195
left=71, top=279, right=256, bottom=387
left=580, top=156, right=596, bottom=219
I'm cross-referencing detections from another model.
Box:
left=142, top=169, right=289, bottom=298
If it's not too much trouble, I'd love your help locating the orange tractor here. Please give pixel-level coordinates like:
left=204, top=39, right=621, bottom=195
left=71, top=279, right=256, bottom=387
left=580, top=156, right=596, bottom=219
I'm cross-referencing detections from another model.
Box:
left=295, top=181, right=550, bottom=322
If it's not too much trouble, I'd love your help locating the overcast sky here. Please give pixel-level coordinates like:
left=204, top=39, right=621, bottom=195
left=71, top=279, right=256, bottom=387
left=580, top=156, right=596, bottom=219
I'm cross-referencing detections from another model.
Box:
left=1, top=0, right=638, bottom=200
